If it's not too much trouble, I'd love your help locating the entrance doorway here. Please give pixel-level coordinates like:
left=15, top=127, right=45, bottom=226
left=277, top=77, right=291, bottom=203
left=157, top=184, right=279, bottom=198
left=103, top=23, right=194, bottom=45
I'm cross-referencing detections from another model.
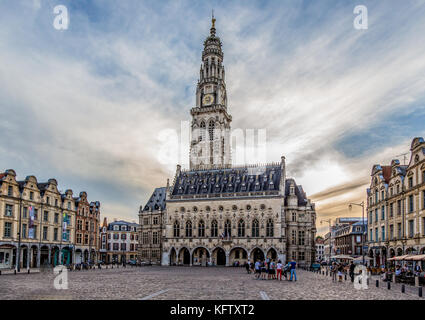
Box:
left=183, top=249, right=190, bottom=265
left=215, top=248, right=226, bottom=266
left=251, top=248, right=265, bottom=262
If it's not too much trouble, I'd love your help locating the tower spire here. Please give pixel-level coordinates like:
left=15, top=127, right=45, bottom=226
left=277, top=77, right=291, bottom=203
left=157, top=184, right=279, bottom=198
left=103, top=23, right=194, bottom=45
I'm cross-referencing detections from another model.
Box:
left=210, top=10, right=216, bottom=36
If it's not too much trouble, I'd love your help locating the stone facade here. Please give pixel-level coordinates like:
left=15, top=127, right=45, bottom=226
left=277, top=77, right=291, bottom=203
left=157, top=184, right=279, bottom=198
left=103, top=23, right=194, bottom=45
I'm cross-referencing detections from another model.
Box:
left=0, top=169, right=100, bottom=270
left=138, top=18, right=317, bottom=268
left=74, top=192, right=100, bottom=264
left=138, top=187, right=166, bottom=264
left=189, top=16, right=231, bottom=170
left=105, top=220, right=139, bottom=264
left=367, top=137, right=425, bottom=266
left=162, top=161, right=316, bottom=267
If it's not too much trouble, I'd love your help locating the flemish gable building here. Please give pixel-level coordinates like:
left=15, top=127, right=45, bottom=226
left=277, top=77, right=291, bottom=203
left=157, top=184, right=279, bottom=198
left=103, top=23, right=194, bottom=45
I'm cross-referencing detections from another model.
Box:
left=367, top=137, right=425, bottom=267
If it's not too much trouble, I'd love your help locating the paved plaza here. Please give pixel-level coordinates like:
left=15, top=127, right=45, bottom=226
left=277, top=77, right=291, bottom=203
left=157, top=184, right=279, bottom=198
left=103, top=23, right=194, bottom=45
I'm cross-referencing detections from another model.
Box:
left=0, top=266, right=423, bottom=300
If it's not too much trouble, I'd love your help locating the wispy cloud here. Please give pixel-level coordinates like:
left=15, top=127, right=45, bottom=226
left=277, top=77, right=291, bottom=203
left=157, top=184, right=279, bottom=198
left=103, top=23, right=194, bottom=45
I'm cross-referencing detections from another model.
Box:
left=0, top=1, right=424, bottom=228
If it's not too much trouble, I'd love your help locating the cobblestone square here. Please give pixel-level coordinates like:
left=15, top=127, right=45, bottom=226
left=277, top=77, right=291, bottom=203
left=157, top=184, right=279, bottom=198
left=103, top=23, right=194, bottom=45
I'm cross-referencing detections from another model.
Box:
left=0, top=266, right=423, bottom=300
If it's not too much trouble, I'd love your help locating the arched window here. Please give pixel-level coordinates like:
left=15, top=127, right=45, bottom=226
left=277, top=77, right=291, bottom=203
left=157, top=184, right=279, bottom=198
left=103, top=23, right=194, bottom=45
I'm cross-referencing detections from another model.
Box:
left=173, top=221, right=180, bottom=237
left=198, top=220, right=205, bottom=237
left=266, top=219, right=274, bottom=237
left=185, top=221, right=192, bottom=237
left=208, top=120, right=215, bottom=141
left=252, top=219, right=259, bottom=237
left=224, top=219, right=231, bottom=237
left=238, top=219, right=245, bottom=237
left=211, top=220, right=218, bottom=237
left=200, top=121, right=206, bottom=141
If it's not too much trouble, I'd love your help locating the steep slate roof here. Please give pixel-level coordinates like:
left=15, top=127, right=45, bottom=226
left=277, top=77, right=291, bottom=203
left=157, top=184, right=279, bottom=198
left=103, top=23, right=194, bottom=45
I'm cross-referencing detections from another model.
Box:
left=284, top=178, right=308, bottom=206
left=350, top=220, right=368, bottom=235
left=107, top=220, right=138, bottom=231
left=171, top=164, right=281, bottom=196
left=37, top=183, right=49, bottom=196
left=143, top=187, right=167, bottom=211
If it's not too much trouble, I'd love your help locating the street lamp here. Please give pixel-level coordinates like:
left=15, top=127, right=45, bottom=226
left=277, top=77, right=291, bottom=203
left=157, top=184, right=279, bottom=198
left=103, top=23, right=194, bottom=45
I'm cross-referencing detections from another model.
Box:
left=321, top=219, right=332, bottom=265
left=349, top=201, right=365, bottom=265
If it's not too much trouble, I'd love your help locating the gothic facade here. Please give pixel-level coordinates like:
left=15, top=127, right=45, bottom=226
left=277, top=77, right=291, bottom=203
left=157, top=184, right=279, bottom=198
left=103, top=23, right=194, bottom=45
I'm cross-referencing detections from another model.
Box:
left=138, top=18, right=316, bottom=267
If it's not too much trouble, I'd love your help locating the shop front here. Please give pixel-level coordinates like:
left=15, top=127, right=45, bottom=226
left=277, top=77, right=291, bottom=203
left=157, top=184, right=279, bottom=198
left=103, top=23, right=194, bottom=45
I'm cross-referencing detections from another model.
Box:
left=0, top=244, right=15, bottom=269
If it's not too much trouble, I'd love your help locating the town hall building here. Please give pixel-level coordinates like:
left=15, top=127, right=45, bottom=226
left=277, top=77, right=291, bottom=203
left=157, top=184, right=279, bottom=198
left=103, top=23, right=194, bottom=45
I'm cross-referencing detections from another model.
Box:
left=138, top=17, right=317, bottom=267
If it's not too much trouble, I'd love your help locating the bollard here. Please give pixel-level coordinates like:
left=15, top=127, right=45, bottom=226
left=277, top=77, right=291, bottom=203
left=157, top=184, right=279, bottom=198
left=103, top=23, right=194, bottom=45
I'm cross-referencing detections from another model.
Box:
left=0, top=270, right=1, bottom=275
left=393, top=273, right=396, bottom=283
left=326, top=270, right=328, bottom=276
left=419, top=287, right=423, bottom=298
left=28, top=269, right=30, bottom=274
left=402, top=284, right=405, bottom=293
left=387, top=281, right=391, bottom=290
left=14, top=270, right=16, bottom=275
left=415, top=276, right=419, bottom=288
left=376, top=280, right=379, bottom=287
left=345, top=274, right=347, bottom=281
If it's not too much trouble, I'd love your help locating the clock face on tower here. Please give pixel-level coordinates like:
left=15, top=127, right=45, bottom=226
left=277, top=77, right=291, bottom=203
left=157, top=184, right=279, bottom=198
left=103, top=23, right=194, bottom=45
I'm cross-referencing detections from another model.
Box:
left=202, top=94, right=214, bottom=106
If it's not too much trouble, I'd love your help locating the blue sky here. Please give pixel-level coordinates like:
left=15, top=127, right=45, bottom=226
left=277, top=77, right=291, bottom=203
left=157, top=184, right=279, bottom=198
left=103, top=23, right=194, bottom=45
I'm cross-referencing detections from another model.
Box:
left=1, top=1, right=425, bottom=234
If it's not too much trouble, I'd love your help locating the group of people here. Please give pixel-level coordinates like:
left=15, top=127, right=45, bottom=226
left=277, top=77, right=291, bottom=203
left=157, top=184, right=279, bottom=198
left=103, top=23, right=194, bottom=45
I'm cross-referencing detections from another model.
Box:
left=329, top=261, right=356, bottom=283
left=244, top=258, right=297, bottom=281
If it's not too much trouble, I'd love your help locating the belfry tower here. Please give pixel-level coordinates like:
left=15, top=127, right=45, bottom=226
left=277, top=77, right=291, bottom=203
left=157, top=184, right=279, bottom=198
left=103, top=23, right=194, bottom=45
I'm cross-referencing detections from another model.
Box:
left=189, top=15, right=232, bottom=170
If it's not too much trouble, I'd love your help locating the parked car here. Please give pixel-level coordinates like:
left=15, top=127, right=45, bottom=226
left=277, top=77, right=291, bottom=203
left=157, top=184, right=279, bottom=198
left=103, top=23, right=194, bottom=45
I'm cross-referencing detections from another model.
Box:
left=127, top=259, right=138, bottom=266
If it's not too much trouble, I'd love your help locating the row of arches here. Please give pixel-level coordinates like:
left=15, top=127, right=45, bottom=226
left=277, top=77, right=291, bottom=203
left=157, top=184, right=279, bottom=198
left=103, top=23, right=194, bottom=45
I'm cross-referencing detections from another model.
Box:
left=0, top=243, right=97, bottom=269
left=168, top=246, right=279, bottom=266
left=173, top=218, right=274, bottom=238
left=368, top=247, right=425, bottom=266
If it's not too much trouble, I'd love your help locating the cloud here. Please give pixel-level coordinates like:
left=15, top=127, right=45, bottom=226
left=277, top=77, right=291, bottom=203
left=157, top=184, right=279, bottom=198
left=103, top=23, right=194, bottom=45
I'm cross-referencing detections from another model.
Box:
left=0, top=1, right=425, bottom=227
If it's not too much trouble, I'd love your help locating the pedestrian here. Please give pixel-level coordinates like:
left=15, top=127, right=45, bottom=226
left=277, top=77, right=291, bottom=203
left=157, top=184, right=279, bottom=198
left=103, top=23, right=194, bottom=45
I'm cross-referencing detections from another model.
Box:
left=349, top=261, right=355, bottom=283
left=337, top=263, right=344, bottom=282
left=266, top=259, right=271, bottom=280
left=331, top=262, right=337, bottom=282
left=261, top=260, right=267, bottom=280
left=289, top=259, right=297, bottom=281
left=276, top=260, right=283, bottom=281
left=271, top=260, right=277, bottom=279
left=254, top=259, right=261, bottom=279
left=245, top=260, right=251, bottom=274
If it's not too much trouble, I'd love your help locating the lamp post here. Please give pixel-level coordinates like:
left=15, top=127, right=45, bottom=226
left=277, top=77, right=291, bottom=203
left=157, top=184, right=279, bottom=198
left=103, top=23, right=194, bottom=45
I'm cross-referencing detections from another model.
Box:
left=321, top=219, right=332, bottom=265
left=349, top=201, right=365, bottom=265
left=16, top=192, right=23, bottom=273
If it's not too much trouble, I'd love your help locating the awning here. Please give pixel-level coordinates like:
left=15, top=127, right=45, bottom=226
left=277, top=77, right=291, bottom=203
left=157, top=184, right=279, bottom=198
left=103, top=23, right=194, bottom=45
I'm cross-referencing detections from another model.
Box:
left=388, top=255, right=409, bottom=261
left=331, top=255, right=354, bottom=260
left=404, top=254, right=425, bottom=261
left=353, top=256, right=373, bottom=261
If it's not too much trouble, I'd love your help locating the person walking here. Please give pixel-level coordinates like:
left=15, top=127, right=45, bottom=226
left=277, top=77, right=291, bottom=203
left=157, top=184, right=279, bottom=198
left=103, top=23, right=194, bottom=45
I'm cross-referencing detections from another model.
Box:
left=349, top=261, right=355, bottom=283
left=266, top=259, right=271, bottom=280
left=331, top=262, right=337, bottom=282
left=261, top=260, right=267, bottom=280
left=276, top=260, right=283, bottom=281
left=245, top=260, right=251, bottom=274
left=269, top=260, right=274, bottom=280
left=254, top=260, right=261, bottom=279
left=337, top=263, right=344, bottom=282
left=289, top=259, right=297, bottom=281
